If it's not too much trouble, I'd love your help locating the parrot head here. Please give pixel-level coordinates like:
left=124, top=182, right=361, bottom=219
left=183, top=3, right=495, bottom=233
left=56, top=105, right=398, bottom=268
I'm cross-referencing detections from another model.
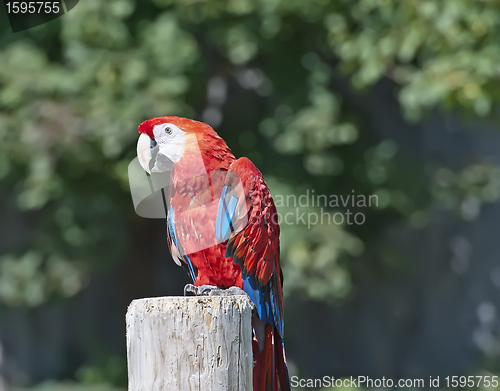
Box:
left=137, top=116, right=231, bottom=174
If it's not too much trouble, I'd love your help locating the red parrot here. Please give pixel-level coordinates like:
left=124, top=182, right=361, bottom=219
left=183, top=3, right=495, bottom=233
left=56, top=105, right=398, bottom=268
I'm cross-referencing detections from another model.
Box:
left=136, top=116, right=290, bottom=391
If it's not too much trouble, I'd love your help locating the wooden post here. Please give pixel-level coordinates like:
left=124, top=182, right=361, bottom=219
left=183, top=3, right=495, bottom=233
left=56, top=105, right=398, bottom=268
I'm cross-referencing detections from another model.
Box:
left=126, top=295, right=253, bottom=391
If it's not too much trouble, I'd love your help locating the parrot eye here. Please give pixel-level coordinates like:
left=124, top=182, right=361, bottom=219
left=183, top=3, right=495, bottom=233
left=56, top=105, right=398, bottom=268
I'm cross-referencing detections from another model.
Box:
left=165, top=126, right=172, bottom=134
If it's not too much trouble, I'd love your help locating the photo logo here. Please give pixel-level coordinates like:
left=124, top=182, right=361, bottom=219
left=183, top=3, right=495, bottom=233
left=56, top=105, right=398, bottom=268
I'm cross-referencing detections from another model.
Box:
left=2, top=0, right=79, bottom=33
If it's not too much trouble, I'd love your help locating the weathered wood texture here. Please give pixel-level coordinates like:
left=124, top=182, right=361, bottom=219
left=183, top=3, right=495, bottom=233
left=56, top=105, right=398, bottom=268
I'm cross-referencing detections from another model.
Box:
left=126, top=295, right=253, bottom=391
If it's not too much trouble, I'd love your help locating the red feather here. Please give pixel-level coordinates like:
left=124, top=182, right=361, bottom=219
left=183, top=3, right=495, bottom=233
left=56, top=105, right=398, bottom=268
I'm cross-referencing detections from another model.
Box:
left=139, top=117, right=290, bottom=390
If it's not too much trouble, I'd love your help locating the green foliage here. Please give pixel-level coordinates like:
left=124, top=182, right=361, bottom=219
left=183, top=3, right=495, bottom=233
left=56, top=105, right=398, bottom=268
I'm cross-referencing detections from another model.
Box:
left=3, top=0, right=500, bottom=387
left=431, top=161, right=500, bottom=220
left=0, top=251, right=86, bottom=306
left=14, top=381, right=123, bottom=391
left=75, top=356, right=127, bottom=387
left=0, top=0, right=498, bottom=309
left=324, top=0, right=500, bottom=120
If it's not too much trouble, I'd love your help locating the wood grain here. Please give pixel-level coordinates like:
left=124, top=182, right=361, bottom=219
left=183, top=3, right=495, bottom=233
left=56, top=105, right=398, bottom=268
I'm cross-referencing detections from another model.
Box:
left=126, top=295, right=253, bottom=391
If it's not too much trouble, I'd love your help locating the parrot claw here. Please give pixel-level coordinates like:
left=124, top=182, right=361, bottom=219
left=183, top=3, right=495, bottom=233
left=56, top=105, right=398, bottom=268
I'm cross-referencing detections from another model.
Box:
left=183, top=284, right=199, bottom=296
left=184, top=284, right=218, bottom=296
left=183, top=284, right=253, bottom=304
left=203, top=286, right=248, bottom=297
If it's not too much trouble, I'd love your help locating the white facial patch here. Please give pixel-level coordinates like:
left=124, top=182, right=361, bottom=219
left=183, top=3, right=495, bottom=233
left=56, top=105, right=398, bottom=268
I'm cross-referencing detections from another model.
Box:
left=153, top=123, right=186, bottom=163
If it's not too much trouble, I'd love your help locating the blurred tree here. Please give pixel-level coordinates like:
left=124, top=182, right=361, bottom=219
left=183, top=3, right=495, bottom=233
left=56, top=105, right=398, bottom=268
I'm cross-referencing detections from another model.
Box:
left=1, top=0, right=499, bottom=305
left=2, top=0, right=500, bottom=387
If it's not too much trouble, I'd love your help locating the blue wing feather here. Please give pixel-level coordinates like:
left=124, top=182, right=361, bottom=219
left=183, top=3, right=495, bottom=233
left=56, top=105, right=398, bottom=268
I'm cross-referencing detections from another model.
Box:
left=216, top=185, right=238, bottom=243
left=216, top=166, right=284, bottom=339
left=241, top=268, right=283, bottom=337
left=167, top=206, right=197, bottom=283
left=242, top=271, right=270, bottom=325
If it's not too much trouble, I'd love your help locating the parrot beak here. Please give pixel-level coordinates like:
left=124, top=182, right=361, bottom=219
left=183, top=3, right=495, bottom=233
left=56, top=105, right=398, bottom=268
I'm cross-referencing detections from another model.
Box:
left=137, top=133, right=154, bottom=174
left=137, top=133, right=174, bottom=174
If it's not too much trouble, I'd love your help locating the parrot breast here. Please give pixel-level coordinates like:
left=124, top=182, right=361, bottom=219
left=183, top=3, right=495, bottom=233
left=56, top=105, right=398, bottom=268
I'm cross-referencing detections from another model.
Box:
left=169, top=168, right=243, bottom=288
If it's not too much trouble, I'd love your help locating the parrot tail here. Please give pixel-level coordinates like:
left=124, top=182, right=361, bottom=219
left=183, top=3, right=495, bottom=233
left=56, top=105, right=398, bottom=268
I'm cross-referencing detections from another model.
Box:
left=252, top=318, right=291, bottom=391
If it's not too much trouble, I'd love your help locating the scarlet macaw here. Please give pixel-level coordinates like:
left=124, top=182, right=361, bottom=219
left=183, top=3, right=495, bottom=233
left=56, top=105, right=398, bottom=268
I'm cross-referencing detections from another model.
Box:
left=136, top=116, right=290, bottom=391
